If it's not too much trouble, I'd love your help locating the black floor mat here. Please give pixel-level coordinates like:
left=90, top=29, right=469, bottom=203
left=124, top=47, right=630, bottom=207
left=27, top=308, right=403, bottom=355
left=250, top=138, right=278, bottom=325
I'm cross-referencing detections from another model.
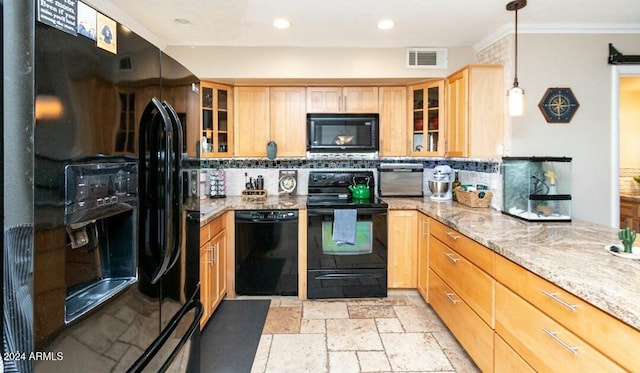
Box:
left=200, top=299, right=271, bottom=373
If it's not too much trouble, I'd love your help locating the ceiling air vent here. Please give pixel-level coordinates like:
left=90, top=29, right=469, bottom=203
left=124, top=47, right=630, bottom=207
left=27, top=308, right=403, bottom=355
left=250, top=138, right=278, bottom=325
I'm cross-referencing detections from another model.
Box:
left=406, top=48, right=447, bottom=69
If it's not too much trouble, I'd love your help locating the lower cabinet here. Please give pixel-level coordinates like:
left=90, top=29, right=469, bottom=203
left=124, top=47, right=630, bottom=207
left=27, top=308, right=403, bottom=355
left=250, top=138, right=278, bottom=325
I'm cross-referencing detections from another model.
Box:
left=495, top=254, right=637, bottom=372
left=495, top=282, right=624, bottom=372
left=427, top=218, right=495, bottom=372
left=494, top=333, right=535, bottom=373
left=429, top=269, right=494, bottom=372
left=411, top=214, right=640, bottom=372
left=387, top=210, right=418, bottom=288
left=200, top=213, right=228, bottom=329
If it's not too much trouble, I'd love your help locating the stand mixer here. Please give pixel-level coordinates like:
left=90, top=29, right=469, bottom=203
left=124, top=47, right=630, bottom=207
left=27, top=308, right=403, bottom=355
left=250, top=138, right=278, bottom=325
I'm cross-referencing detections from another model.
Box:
left=428, top=165, right=454, bottom=201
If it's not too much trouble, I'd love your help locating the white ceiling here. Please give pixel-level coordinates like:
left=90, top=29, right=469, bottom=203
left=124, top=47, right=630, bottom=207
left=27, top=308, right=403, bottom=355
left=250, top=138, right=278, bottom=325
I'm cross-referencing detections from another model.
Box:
left=89, top=0, right=640, bottom=49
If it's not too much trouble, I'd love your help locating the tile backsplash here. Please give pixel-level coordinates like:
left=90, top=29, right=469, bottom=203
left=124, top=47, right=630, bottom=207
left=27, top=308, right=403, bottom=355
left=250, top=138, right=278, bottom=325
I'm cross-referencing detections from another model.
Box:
left=190, top=157, right=503, bottom=209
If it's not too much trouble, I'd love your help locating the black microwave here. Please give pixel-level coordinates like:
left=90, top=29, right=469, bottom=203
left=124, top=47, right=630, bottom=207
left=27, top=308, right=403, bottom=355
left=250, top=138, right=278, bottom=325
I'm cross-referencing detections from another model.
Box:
left=307, top=113, right=379, bottom=152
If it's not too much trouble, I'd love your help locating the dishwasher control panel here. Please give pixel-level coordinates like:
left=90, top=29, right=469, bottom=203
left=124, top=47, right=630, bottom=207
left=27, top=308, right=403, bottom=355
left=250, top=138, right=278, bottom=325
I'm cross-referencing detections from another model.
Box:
left=236, top=210, right=298, bottom=221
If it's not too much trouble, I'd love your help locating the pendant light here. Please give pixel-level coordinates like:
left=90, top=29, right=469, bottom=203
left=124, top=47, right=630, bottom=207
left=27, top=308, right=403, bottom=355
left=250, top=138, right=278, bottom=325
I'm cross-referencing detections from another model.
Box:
left=506, top=0, right=527, bottom=116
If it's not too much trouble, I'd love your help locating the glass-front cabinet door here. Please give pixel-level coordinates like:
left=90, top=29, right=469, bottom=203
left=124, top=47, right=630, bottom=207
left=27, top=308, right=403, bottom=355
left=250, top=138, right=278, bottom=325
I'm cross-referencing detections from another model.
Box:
left=408, top=80, right=444, bottom=156
left=201, top=82, right=233, bottom=157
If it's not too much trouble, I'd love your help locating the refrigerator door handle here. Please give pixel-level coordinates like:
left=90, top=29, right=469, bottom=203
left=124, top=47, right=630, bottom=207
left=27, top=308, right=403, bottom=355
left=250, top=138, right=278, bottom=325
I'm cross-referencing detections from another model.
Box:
left=161, top=101, right=184, bottom=273
left=126, top=296, right=203, bottom=373
left=139, top=97, right=175, bottom=284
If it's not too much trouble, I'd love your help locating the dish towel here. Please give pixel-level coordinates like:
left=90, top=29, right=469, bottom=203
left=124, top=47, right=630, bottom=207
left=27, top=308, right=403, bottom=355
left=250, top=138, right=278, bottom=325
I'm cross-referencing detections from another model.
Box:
left=332, top=209, right=357, bottom=245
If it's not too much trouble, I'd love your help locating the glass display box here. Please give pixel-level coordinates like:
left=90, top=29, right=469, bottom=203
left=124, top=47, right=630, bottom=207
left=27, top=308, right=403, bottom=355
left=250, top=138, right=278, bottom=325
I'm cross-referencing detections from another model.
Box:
left=502, top=157, right=572, bottom=222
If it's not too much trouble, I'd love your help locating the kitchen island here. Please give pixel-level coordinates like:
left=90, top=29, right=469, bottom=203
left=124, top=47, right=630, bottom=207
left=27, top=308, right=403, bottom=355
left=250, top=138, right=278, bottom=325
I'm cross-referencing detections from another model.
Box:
left=196, top=195, right=639, bottom=370
left=384, top=197, right=640, bottom=331
left=196, top=195, right=639, bottom=330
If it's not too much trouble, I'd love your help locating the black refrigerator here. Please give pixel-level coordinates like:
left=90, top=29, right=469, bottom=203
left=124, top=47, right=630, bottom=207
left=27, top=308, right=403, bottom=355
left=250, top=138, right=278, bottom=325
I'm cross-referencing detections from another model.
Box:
left=3, top=2, right=202, bottom=372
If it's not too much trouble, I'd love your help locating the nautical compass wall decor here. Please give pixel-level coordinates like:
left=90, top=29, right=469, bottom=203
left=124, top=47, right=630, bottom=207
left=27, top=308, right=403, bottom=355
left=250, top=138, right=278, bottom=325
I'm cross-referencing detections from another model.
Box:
left=538, top=87, right=579, bottom=123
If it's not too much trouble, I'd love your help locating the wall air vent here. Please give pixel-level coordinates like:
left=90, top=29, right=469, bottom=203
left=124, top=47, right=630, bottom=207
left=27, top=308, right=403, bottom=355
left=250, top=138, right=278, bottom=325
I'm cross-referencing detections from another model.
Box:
left=406, top=48, right=447, bottom=69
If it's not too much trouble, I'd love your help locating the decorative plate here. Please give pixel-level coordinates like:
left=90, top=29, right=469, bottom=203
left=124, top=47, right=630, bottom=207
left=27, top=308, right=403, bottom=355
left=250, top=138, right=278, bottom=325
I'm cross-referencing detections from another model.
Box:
left=604, top=245, right=640, bottom=259
left=279, top=175, right=296, bottom=194
left=538, top=87, right=579, bottom=123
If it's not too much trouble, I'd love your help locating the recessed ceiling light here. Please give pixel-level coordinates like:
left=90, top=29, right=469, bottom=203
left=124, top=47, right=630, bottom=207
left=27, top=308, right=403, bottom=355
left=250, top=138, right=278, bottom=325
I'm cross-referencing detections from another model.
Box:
left=174, top=18, right=191, bottom=26
left=377, top=19, right=395, bottom=30
left=273, top=18, right=291, bottom=29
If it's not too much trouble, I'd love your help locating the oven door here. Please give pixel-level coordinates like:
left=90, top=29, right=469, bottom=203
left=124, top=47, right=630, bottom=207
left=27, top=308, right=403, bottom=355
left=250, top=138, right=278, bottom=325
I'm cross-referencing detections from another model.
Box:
left=307, top=207, right=387, bottom=299
left=307, top=207, right=387, bottom=269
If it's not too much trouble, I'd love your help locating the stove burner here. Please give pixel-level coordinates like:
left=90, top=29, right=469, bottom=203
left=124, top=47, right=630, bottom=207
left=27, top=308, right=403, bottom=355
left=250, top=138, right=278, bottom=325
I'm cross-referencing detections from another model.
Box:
left=306, top=170, right=388, bottom=209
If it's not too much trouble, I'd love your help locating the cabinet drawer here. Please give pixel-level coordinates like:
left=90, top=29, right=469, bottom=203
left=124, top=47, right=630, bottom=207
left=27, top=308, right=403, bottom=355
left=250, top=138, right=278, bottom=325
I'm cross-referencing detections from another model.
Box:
left=428, top=218, right=493, bottom=274
left=496, top=283, right=624, bottom=372
left=200, top=214, right=226, bottom=245
left=429, top=235, right=494, bottom=326
left=200, top=225, right=210, bottom=247
left=429, top=269, right=493, bottom=373
left=620, top=201, right=634, bottom=218
left=494, top=333, right=535, bottom=373
left=495, top=254, right=640, bottom=371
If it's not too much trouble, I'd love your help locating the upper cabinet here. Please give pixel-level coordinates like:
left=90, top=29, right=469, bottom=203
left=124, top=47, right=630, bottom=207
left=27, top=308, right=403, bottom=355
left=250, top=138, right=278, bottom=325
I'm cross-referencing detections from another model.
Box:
left=270, top=87, right=307, bottom=157
left=379, top=86, right=408, bottom=156
left=408, top=81, right=444, bottom=156
left=234, top=86, right=307, bottom=158
left=306, top=86, right=378, bottom=113
left=445, top=65, right=504, bottom=158
left=201, top=82, right=233, bottom=158
left=233, top=86, right=270, bottom=157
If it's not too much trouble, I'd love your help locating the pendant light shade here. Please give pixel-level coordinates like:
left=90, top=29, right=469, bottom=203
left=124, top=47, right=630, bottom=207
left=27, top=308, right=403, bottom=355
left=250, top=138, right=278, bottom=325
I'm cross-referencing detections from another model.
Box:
left=507, top=0, right=527, bottom=117
left=508, top=86, right=524, bottom=116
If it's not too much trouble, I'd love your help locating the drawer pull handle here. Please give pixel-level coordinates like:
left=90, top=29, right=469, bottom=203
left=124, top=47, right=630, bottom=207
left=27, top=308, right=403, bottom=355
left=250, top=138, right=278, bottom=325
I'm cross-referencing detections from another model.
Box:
left=444, top=252, right=460, bottom=263
left=541, top=290, right=578, bottom=312
left=208, top=243, right=216, bottom=265
left=444, top=292, right=459, bottom=304
left=542, top=328, right=579, bottom=354
left=422, top=221, right=428, bottom=237
left=445, top=231, right=460, bottom=240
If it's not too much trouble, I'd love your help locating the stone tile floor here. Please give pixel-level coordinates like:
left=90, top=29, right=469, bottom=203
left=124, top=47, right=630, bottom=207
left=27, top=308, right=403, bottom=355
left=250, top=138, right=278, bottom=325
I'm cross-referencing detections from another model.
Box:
left=248, top=291, right=479, bottom=373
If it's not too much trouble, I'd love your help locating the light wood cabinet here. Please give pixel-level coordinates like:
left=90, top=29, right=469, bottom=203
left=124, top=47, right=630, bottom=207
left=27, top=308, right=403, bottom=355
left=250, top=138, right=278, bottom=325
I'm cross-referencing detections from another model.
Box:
left=408, top=81, right=444, bottom=156
left=269, top=87, right=307, bottom=157
left=201, top=82, right=233, bottom=158
left=424, top=216, right=640, bottom=373
left=619, top=198, right=640, bottom=230
left=234, top=86, right=306, bottom=157
left=427, top=218, right=494, bottom=371
left=620, top=200, right=635, bottom=228
left=306, top=86, right=378, bottom=113
left=199, top=213, right=227, bottom=329
left=495, top=282, right=625, bottom=372
left=416, top=213, right=429, bottom=300
left=494, top=333, right=535, bottom=373
left=429, top=269, right=494, bottom=372
left=387, top=210, right=418, bottom=288
left=234, top=86, right=270, bottom=157
left=378, top=86, right=408, bottom=156
left=445, top=65, right=504, bottom=158
left=495, top=254, right=640, bottom=372
left=429, top=233, right=493, bottom=325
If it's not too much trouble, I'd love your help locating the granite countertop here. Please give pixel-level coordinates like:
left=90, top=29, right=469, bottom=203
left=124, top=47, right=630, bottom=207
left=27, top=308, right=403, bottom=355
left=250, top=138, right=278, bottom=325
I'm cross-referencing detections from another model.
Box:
left=196, top=195, right=308, bottom=225
left=383, top=197, right=640, bottom=331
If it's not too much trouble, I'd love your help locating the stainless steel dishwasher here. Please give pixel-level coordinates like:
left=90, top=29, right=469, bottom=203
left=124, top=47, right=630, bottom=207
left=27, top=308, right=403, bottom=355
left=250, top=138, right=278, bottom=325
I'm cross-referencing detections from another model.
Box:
left=235, top=210, right=298, bottom=296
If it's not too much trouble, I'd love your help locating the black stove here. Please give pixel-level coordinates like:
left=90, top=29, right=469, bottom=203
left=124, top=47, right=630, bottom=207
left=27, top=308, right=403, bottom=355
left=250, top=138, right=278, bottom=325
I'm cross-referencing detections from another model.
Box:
left=307, top=171, right=389, bottom=209
left=306, top=170, right=388, bottom=299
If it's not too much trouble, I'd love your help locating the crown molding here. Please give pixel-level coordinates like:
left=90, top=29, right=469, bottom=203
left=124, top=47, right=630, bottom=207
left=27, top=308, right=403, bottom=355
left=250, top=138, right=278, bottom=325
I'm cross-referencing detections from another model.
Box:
left=474, top=23, right=640, bottom=52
